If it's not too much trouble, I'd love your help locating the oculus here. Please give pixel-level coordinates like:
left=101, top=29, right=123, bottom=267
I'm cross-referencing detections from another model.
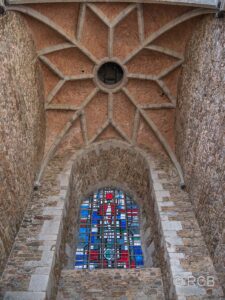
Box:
left=95, top=61, right=126, bottom=91
left=97, top=62, right=124, bottom=86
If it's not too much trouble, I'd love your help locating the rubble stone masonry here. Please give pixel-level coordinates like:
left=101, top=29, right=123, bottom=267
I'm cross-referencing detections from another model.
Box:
left=0, top=5, right=224, bottom=300
left=0, top=141, right=223, bottom=299
left=0, top=12, right=45, bottom=274
left=176, top=15, right=225, bottom=291
left=57, top=268, right=165, bottom=300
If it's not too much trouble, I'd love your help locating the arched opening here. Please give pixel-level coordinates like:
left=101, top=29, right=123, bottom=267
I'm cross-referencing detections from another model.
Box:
left=75, top=187, right=144, bottom=270
left=62, top=141, right=160, bottom=272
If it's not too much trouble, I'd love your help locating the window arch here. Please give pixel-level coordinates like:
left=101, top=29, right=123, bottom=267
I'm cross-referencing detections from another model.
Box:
left=75, top=187, right=144, bottom=269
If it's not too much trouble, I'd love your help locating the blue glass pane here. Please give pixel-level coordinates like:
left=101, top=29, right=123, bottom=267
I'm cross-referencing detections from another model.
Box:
left=74, top=188, right=144, bottom=269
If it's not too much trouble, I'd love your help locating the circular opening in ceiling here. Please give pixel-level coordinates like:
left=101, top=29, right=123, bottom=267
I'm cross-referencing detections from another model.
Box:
left=97, top=62, right=124, bottom=88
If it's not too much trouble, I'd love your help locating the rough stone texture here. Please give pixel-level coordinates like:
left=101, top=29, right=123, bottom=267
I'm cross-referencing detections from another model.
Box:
left=0, top=12, right=45, bottom=274
left=0, top=151, right=76, bottom=300
left=0, top=6, right=223, bottom=300
left=175, top=15, right=225, bottom=291
left=0, top=4, right=224, bottom=300
left=0, top=141, right=223, bottom=300
left=63, top=141, right=223, bottom=299
left=57, top=269, right=165, bottom=300
left=151, top=155, right=224, bottom=299
left=64, top=141, right=161, bottom=272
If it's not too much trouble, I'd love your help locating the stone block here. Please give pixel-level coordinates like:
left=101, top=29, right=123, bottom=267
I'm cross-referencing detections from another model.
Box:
left=158, top=201, right=175, bottom=207
left=41, top=250, right=54, bottom=265
left=35, top=267, right=51, bottom=275
left=43, top=207, right=63, bottom=216
left=4, top=292, right=46, bottom=300
left=38, top=234, right=57, bottom=241
left=153, top=182, right=164, bottom=191
left=40, top=221, right=61, bottom=236
left=29, top=275, right=49, bottom=292
left=162, top=221, right=182, bottom=231
left=165, top=236, right=184, bottom=246
left=175, top=285, right=206, bottom=296
left=155, top=191, right=171, bottom=200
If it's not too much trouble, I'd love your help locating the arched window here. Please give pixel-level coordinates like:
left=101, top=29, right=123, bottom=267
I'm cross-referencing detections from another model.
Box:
left=75, top=187, right=144, bottom=269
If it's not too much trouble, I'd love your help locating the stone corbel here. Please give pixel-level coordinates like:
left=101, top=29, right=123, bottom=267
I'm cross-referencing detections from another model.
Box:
left=0, top=0, right=6, bottom=15
left=217, top=0, right=225, bottom=17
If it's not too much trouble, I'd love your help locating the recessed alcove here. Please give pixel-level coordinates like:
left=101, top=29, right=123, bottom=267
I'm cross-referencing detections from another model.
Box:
left=62, top=141, right=160, bottom=271
left=55, top=141, right=167, bottom=299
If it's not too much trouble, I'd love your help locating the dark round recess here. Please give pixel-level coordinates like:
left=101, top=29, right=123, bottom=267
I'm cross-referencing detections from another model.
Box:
left=97, top=62, right=124, bottom=86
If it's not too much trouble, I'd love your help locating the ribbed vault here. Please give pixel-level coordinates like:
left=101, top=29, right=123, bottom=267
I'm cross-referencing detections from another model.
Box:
left=6, top=3, right=215, bottom=185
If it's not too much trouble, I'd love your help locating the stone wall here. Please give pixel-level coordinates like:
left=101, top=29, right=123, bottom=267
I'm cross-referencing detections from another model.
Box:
left=57, top=269, right=165, bottom=300
left=0, top=141, right=223, bottom=299
left=175, top=15, right=225, bottom=289
left=0, top=12, right=45, bottom=274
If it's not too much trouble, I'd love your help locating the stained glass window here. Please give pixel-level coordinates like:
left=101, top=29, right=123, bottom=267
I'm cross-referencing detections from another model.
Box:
left=75, top=187, right=144, bottom=269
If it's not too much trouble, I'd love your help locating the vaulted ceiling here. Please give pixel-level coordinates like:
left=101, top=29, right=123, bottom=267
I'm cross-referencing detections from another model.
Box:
left=7, top=2, right=214, bottom=183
